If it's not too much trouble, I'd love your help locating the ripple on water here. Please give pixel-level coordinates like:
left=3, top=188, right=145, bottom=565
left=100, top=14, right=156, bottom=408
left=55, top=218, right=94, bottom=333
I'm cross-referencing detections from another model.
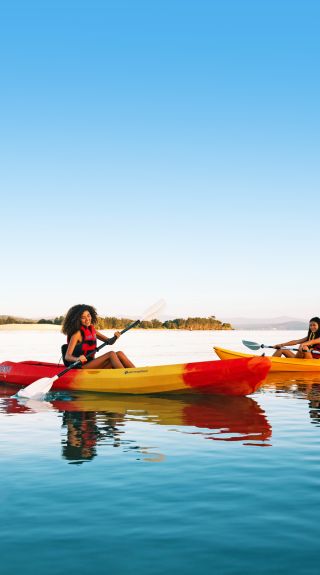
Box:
left=1, top=331, right=320, bottom=574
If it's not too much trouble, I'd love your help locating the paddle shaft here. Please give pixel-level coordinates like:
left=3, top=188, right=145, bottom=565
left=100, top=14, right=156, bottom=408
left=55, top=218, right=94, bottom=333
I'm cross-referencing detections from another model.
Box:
left=256, top=343, right=320, bottom=355
left=58, top=319, right=141, bottom=378
left=261, top=344, right=319, bottom=353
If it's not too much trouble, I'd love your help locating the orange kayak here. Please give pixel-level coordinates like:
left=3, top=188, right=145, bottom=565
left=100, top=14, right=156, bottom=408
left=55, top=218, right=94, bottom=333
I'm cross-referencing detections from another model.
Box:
left=214, top=346, right=320, bottom=372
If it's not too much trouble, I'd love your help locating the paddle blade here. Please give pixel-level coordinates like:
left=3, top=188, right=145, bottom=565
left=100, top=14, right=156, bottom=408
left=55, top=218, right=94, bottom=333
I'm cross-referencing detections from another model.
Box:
left=141, top=299, right=166, bottom=321
left=16, top=375, right=58, bottom=400
left=242, top=340, right=261, bottom=351
left=18, top=399, right=54, bottom=412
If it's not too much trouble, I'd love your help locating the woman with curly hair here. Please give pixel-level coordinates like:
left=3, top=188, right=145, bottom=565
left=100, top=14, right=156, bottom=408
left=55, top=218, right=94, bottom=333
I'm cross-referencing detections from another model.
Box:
left=61, top=304, right=135, bottom=369
left=273, top=317, right=320, bottom=359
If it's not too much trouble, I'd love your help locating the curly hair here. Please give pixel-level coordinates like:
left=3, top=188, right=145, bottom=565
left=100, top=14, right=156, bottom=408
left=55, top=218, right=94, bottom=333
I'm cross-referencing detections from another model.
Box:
left=308, top=317, right=320, bottom=340
left=62, top=304, right=98, bottom=338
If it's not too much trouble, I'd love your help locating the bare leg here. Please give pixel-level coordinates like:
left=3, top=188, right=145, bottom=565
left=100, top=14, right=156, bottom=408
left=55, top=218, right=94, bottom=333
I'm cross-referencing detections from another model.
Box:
left=294, top=350, right=305, bottom=358
left=300, top=351, right=313, bottom=360
left=82, top=351, right=124, bottom=369
left=116, top=351, right=135, bottom=368
left=273, top=349, right=296, bottom=358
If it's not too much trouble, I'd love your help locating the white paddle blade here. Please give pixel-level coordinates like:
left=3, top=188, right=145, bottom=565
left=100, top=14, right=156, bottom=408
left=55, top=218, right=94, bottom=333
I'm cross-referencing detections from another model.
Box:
left=23, top=399, right=54, bottom=412
left=141, top=299, right=166, bottom=321
left=242, top=340, right=261, bottom=351
left=16, top=375, right=58, bottom=400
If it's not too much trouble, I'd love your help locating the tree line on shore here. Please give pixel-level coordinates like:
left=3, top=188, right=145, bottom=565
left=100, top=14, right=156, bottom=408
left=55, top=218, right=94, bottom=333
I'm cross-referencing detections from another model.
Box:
left=0, top=315, right=232, bottom=330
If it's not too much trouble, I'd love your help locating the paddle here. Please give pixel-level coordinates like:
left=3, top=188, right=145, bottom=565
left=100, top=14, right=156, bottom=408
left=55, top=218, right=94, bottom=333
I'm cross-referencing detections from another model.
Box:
left=242, top=340, right=320, bottom=354
left=16, top=299, right=166, bottom=400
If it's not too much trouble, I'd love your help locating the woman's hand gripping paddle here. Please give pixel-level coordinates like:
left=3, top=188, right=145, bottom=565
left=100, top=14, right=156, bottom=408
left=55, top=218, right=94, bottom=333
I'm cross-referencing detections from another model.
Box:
left=16, top=299, right=166, bottom=400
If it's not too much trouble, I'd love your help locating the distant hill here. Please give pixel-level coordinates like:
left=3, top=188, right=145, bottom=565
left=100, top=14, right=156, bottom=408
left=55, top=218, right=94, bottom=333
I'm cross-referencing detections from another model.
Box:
left=0, top=315, right=35, bottom=324
left=0, top=312, right=308, bottom=330
left=223, top=316, right=307, bottom=330
left=0, top=314, right=232, bottom=330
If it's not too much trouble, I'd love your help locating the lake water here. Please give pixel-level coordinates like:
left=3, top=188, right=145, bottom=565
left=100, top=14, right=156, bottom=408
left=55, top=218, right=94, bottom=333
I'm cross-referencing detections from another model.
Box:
left=1, top=329, right=320, bottom=575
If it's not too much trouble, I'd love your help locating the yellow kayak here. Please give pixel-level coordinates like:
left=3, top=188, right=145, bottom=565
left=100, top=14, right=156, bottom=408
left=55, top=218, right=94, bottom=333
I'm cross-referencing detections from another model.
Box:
left=214, top=347, right=320, bottom=372
left=0, top=355, right=271, bottom=396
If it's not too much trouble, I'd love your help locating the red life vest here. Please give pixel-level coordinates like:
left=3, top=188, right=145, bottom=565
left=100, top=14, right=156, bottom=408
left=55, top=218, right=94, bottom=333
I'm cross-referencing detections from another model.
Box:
left=79, top=325, right=97, bottom=358
left=309, top=333, right=320, bottom=359
left=67, top=325, right=97, bottom=359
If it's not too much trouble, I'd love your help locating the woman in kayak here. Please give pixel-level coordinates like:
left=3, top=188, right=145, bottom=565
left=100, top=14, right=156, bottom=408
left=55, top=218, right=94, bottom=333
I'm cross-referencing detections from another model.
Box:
left=273, top=317, right=320, bottom=359
left=62, top=304, right=135, bottom=369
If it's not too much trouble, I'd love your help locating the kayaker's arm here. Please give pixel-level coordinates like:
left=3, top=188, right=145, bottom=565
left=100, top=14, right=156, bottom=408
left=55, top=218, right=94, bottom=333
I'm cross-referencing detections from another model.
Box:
left=96, top=330, right=121, bottom=344
left=274, top=337, right=308, bottom=348
left=65, top=332, right=87, bottom=364
left=300, top=337, right=320, bottom=349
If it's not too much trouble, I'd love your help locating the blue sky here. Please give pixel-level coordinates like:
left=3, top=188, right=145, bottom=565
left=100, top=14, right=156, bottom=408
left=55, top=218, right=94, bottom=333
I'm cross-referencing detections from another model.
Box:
left=1, top=0, right=319, bottom=320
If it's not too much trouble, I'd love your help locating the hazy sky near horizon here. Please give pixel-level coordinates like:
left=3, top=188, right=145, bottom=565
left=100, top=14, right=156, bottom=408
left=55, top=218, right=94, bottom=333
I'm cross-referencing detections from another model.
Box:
left=1, top=0, right=319, bottom=321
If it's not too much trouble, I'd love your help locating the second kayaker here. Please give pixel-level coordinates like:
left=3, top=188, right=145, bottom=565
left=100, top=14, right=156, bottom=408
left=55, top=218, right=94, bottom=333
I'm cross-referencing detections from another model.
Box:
left=273, top=317, right=320, bottom=359
left=61, top=304, right=135, bottom=369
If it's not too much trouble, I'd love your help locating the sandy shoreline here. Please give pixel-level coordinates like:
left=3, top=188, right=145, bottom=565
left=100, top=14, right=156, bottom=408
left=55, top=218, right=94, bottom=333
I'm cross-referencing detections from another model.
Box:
left=0, top=324, right=61, bottom=331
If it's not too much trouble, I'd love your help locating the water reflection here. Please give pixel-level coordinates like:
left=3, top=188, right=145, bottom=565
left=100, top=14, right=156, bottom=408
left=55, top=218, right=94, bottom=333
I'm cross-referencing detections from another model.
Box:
left=61, top=409, right=127, bottom=463
left=264, top=372, right=320, bottom=387
left=262, top=374, right=320, bottom=428
left=57, top=394, right=273, bottom=461
left=62, top=412, right=103, bottom=463
left=0, top=386, right=272, bottom=461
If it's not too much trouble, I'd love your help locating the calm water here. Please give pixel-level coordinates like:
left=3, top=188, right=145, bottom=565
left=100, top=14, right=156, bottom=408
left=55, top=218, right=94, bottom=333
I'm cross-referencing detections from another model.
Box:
left=1, top=329, right=320, bottom=575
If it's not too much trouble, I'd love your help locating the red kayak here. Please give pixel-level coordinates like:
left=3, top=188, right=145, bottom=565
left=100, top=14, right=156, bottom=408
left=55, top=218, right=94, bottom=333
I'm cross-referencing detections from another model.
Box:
left=0, top=356, right=271, bottom=396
